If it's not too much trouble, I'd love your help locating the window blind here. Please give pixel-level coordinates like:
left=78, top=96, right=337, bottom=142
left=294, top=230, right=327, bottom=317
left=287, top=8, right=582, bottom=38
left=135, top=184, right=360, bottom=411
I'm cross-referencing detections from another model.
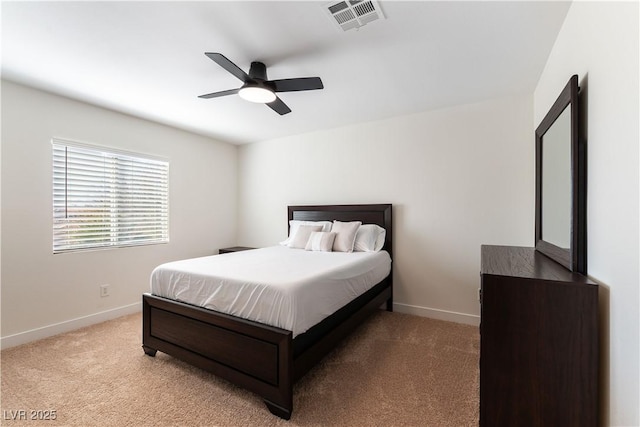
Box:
left=52, top=140, right=169, bottom=253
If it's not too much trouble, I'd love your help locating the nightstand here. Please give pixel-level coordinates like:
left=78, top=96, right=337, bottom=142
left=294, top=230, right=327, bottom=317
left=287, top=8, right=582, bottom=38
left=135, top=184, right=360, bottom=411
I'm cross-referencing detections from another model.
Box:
left=218, top=246, right=256, bottom=254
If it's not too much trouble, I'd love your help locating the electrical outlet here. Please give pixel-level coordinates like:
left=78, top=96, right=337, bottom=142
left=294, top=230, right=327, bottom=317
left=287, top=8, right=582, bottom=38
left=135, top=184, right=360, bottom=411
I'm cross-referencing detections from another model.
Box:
left=100, top=284, right=110, bottom=297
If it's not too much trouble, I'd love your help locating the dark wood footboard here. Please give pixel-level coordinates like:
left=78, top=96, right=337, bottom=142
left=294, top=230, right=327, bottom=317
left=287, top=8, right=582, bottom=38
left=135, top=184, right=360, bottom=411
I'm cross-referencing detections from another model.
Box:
left=143, top=294, right=294, bottom=418
left=142, top=278, right=391, bottom=419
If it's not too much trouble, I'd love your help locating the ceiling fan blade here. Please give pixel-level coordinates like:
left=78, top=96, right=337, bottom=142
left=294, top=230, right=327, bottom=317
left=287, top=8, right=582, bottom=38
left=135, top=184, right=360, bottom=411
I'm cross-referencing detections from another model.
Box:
left=269, top=77, right=324, bottom=92
left=204, top=52, right=249, bottom=83
left=266, top=96, right=292, bottom=115
left=198, top=88, right=240, bottom=99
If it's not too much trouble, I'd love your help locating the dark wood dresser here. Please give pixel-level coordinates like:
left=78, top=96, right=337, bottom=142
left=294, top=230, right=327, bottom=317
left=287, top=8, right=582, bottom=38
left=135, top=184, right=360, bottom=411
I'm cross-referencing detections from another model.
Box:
left=480, top=245, right=598, bottom=427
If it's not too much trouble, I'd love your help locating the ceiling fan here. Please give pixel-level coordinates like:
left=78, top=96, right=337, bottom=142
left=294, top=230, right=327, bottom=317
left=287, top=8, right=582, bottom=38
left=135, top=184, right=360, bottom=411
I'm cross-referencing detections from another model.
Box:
left=198, top=53, right=324, bottom=115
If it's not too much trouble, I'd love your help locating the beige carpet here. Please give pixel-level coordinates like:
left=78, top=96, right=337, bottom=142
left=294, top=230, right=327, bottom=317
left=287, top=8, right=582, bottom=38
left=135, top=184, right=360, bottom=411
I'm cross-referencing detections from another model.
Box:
left=1, top=311, right=479, bottom=426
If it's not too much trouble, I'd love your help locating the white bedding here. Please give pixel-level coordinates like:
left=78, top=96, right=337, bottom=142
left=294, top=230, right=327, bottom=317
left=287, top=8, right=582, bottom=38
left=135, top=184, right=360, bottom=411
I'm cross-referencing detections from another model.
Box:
left=150, top=245, right=391, bottom=337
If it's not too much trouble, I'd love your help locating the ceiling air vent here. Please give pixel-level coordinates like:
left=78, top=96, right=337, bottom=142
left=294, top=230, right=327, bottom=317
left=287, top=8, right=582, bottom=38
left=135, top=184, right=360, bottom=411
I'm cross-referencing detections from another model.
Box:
left=324, top=0, right=385, bottom=32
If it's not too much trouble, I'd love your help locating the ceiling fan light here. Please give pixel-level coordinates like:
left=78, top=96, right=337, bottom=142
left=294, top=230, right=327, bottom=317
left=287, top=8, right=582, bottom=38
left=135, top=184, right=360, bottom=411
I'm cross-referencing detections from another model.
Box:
left=238, top=86, right=276, bottom=103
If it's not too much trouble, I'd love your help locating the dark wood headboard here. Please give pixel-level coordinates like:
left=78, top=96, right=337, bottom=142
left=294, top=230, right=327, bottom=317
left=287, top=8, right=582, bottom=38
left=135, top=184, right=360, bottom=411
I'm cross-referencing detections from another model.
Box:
left=287, top=204, right=392, bottom=259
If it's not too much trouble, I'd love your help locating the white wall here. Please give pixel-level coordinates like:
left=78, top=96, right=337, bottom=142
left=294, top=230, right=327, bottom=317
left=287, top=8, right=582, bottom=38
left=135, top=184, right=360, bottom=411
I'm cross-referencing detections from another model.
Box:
left=1, top=81, right=238, bottom=346
left=534, top=2, right=639, bottom=426
left=238, top=94, right=534, bottom=324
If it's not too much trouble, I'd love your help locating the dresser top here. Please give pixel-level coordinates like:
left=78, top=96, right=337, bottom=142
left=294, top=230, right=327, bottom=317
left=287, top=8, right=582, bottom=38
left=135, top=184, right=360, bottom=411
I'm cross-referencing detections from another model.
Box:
left=481, top=245, right=596, bottom=285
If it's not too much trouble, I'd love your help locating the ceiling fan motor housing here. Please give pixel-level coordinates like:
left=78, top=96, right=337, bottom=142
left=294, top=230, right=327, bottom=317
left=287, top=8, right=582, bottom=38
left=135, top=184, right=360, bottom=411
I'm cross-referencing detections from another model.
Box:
left=249, top=62, right=268, bottom=81
left=245, top=61, right=274, bottom=92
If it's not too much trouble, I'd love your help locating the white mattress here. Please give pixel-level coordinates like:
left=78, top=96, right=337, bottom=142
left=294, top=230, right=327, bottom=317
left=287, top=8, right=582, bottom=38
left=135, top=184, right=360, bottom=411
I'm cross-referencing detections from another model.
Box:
left=150, top=246, right=391, bottom=337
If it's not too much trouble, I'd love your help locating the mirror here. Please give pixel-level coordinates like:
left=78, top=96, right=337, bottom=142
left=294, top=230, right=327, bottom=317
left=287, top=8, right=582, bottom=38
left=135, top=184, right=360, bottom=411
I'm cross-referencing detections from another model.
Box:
left=542, top=106, right=572, bottom=248
left=535, top=75, right=586, bottom=273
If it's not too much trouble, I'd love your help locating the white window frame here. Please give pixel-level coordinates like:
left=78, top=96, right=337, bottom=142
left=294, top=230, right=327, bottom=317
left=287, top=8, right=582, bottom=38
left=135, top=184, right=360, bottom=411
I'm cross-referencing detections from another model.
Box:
left=52, top=139, right=169, bottom=253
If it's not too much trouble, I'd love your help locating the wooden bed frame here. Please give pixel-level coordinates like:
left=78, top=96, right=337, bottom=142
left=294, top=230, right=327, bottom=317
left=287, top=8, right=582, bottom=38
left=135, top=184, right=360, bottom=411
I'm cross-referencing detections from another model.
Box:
left=142, top=204, right=393, bottom=419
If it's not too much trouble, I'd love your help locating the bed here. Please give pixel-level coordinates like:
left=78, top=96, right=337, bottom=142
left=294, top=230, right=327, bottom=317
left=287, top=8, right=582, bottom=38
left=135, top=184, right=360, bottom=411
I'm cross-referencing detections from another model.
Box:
left=142, top=204, right=393, bottom=419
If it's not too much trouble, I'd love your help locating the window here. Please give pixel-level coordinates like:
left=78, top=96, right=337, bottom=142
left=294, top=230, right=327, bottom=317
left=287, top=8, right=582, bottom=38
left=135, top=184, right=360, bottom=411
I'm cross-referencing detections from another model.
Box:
left=52, top=139, right=169, bottom=253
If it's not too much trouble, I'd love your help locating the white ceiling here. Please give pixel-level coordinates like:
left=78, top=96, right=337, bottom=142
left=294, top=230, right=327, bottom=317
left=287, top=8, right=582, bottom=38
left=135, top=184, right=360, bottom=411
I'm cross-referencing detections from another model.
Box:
left=1, top=1, right=571, bottom=145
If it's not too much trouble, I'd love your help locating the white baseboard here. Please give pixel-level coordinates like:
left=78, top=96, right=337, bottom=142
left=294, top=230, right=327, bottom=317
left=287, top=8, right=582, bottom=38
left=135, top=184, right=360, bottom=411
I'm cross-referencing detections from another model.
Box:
left=393, top=302, right=480, bottom=326
left=1, top=302, right=141, bottom=350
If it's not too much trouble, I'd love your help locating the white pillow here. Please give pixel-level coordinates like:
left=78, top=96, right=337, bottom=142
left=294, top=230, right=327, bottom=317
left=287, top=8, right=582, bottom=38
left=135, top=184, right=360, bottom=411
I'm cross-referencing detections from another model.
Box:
left=289, top=225, right=323, bottom=249
left=331, top=220, right=362, bottom=252
left=305, top=231, right=336, bottom=252
left=354, top=224, right=386, bottom=252
left=280, top=220, right=333, bottom=246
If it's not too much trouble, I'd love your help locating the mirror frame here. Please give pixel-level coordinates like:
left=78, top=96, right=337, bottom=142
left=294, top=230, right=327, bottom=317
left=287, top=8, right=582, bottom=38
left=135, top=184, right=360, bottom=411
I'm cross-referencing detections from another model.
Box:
left=535, top=74, right=586, bottom=273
